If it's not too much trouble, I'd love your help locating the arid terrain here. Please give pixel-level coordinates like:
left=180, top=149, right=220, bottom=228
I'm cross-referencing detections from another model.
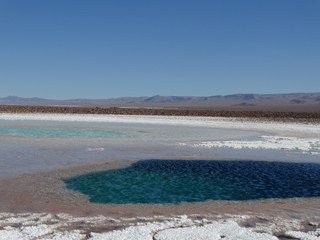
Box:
left=1, top=93, right=320, bottom=112
left=1, top=104, right=320, bottom=125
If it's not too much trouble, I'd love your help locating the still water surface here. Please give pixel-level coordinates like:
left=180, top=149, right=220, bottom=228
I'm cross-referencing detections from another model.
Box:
left=65, top=159, right=320, bottom=204
left=0, top=121, right=262, bottom=179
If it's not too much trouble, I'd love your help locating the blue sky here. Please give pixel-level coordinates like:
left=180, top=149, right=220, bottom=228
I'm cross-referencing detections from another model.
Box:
left=0, top=0, right=319, bottom=99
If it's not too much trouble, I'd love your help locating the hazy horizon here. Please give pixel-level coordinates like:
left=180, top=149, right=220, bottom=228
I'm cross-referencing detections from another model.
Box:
left=1, top=91, right=320, bottom=101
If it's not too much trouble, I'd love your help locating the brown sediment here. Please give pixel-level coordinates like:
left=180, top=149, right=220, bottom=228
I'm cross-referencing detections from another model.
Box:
left=1, top=104, right=320, bottom=123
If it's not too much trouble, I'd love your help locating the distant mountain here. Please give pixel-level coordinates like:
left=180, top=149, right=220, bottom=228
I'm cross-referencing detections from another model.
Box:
left=0, top=96, right=147, bottom=106
left=1, top=93, right=320, bottom=110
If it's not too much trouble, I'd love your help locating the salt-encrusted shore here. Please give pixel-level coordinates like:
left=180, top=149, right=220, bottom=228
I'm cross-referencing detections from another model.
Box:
left=1, top=104, right=319, bottom=123
left=1, top=212, right=319, bottom=240
left=2, top=113, right=320, bottom=155
left=178, top=136, right=320, bottom=155
left=0, top=113, right=319, bottom=239
left=1, top=112, right=320, bottom=135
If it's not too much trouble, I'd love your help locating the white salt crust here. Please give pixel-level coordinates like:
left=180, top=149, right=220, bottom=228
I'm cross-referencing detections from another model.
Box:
left=178, top=135, right=320, bottom=155
left=285, top=229, right=320, bottom=240
left=1, top=113, right=319, bottom=136
left=1, top=213, right=319, bottom=240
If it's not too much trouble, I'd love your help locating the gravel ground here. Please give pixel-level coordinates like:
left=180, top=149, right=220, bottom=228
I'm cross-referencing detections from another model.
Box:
left=1, top=104, right=320, bottom=123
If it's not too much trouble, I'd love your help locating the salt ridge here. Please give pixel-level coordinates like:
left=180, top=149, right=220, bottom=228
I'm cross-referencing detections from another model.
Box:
left=179, top=136, right=320, bottom=155
left=1, top=113, right=319, bottom=135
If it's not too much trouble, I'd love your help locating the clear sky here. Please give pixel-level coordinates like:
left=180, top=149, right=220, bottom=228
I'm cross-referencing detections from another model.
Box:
left=0, top=0, right=319, bottom=99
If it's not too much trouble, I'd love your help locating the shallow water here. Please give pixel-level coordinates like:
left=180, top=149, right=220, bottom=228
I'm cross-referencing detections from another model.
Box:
left=0, top=121, right=264, bottom=179
left=0, top=126, right=126, bottom=138
left=0, top=120, right=261, bottom=141
left=65, top=159, right=320, bottom=204
left=0, top=118, right=319, bottom=221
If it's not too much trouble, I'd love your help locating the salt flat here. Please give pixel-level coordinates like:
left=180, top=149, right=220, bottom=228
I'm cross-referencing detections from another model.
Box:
left=0, top=113, right=319, bottom=239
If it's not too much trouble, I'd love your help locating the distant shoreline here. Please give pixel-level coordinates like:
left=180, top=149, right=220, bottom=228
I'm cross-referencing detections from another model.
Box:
left=1, top=104, right=320, bottom=123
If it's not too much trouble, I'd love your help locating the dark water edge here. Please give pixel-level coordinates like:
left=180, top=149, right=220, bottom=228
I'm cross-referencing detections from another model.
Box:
left=64, top=160, right=320, bottom=204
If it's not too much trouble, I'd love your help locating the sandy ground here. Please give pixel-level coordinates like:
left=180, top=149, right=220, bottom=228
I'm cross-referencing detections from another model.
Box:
left=0, top=113, right=319, bottom=239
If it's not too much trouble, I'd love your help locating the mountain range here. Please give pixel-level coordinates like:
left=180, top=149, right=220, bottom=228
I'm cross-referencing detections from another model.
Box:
left=1, top=93, right=320, bottom=112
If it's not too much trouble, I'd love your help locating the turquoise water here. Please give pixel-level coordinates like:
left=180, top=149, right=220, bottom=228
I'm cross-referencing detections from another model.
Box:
left=0, top=121, right=266, bottom=145
left=0, top=127, right=126, bottom=138
left=65, top=160, right=320, bottom=204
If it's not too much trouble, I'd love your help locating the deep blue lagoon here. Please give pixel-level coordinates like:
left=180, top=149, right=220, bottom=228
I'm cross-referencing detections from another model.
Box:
left=65, top=160, right=320, bottom=204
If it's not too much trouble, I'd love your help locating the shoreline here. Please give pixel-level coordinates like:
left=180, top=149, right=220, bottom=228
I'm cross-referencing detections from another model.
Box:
left=1, top=158, right=320, bottom=239
left=0, top=112, right=319, bottom=239
left=3, top=157, right=320, bottom=215
left=1, top=104, right=320, bottom=123
left=1, top=161, right=320, bottom=240
left=1, top=112, right=320, bottom=135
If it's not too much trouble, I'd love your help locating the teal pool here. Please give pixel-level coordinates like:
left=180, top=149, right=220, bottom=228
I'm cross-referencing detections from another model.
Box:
left=65, top=160, right=320, bottom=204
left=0, top=126, right=126, bottom=138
